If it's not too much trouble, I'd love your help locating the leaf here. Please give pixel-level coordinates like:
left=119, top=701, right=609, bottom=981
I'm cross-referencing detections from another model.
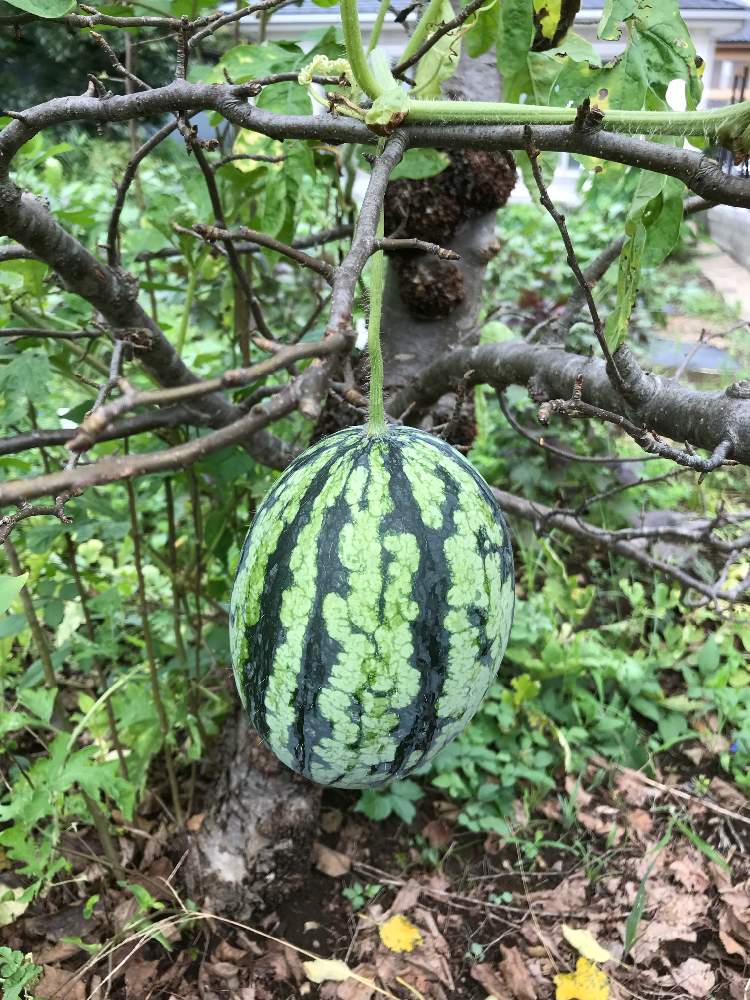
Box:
left=303, top=958, right=352, bottom=984
left=390, top=148, right=450, bottom=180
left=561, top=926, right=613, bottom=964
left=1, top=0, right=73, bottom=16
left=554, top=958, right=610, bottom=1000
left=0, top=884, right=30, bottom=927
left=414, top=0, right=462, bottom=98
left=0, top=574, right=27, bottom=615
left=0, top=351, right=51, bottom=425
left=379, top=914, right=424, bottom=953
left=465, top=0, right=501, bottom=58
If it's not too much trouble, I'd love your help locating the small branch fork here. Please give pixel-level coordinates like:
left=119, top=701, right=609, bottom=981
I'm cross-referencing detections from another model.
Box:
left=539, top=373, right=735, bottom=475
left=524, top=128, right=626, bottom=394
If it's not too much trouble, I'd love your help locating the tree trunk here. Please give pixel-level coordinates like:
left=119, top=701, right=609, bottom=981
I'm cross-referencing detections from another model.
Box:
left=187, top=709, right=321, bottom=921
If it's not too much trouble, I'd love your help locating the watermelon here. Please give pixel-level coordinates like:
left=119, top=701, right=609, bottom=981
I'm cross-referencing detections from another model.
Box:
left=229, top=425, right=514, bottom=789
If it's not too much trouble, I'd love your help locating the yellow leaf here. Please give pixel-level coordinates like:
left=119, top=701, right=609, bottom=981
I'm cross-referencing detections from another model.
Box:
left=378, top=914, right=423, bottom=953
left=303, top=958, right=351, bottom=984
left=555, top=958, right=610, bottom=1000
left=562, top=925, right=613, bottom=964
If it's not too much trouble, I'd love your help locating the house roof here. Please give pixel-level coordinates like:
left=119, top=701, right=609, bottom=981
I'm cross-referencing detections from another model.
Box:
left=718, top=18, right=750, bottom=39
left=278, top=0, right=750, bottom=12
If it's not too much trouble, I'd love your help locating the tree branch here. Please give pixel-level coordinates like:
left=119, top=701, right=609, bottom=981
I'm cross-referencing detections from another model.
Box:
left=0, top=366, right=322, bottom=505
left=492, top=487, right=749, bottom=603
left=387, top=340, right=750, bottom=466
left=3, top=86, right=750, bottom=207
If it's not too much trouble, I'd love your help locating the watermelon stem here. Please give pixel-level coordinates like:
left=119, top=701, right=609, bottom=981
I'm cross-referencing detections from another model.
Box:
left=367, top=206, right=387, bottom=438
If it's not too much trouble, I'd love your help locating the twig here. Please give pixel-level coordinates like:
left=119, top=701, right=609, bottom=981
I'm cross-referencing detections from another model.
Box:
left=90, top=31, right=150, bottom=91
left=539, top=374, right=735, bottom=474
left=375, top=237, right=460, bottom=260
left=492, top=486, right=749, bottom=602
left=107, top=121, right=177, bottom=267
left=65, top=333, right=347, bottom=453
left=496, top=389, right=663, bottom=464
left=192, top=223, right=336, bottom=282
left=0, top=366, right=325, bottom=505
left=392, top=0, right=490, bottom=76
left=0, top=327, right=105, bottom=340
left=525, top=128, right=626, bottom=393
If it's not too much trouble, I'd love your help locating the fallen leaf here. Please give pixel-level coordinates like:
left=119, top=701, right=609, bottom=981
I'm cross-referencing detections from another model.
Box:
left=626, top=809, right=653, bottom=839
left=671, top=958, right=716, bottom=998
left=125, top=958, right=159, bottom=998
left=214, top=939, right=248, bottom=964
left=36, top=966, right=85, bottom=1000
left=499, top=945, right=537, bottom=1000
left=303, top=958, right=352, bottom=985
left=719, top=928, right=748, bottom=959
left=336, top=964, right=377, bottom=1000
left=708, top=777, right=749, bottom=814
left=388, top=880, right=421, bottom=914
left=565, top=775, right=593, bottom=808
left=313, top=842, right=351, bottom=878
left=34, top=941, right=82, bottom=964
left=0, top=882, right=29, bottom=926
left=554, top=958, right=609, bottom=1000
left=614, top=769, right=650, bottom=807
left=470, top=962, right=511, bottom=999
left=669, top=853, right=709, bottom=893
left=379, top=914, right=423, bottom=953
left=562, top=926, right=612, bottom=964
left=186, top=812, right=206, bottom=832
left=421, top=819, right=454, bottom=849
left=320, top=809, right=343, bottom=833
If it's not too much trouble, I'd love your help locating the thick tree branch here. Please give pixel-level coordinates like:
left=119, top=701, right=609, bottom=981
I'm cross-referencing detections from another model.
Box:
left=0, top=181, right=294, bottom=469
left=387, top=341, right=750, bottom=465
left=2, top=86, right=750, bottom=207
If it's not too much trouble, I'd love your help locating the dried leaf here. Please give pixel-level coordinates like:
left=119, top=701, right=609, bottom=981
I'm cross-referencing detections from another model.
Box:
left=470, top=963, right=511, bottom=999
left=186, top=812, right=206, bottom=832
left=421, top=819, right=454, bottom=849
left=561, top=926, right=612, bottom=964
left=499, top=945, right=537, bottom=1000
left=719, top=929, right=747, bottom=958
left=303, top=958, right=352, bottom=985
left=669, top=854, right=709, bottom=893
left=379, top=914, right=423, bottom=953
left=554, top=958, right=610, bottom=1000
left=125, top=958, right=160, bottom=998
left=36, top=966, right=85, bottom=1000
left=671, top=958, right=716, bottom=998
left=313, top=842, right=351, bottom=878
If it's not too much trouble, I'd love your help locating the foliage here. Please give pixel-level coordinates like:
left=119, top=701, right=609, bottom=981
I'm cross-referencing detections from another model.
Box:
left=0, top=947, right=42, bottom=1000
left=0, top=0, right=747, bottom=908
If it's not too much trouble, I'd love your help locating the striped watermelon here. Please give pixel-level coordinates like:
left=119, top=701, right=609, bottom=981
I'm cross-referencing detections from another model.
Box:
left=230, top=425, right=514, bottom=789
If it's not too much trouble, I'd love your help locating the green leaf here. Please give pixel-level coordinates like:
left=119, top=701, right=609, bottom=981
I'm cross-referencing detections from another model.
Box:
left=0, top=574, right=27, bottom=615
left=1, top=0, right=74, bottom=16
left=605, top=169, right=683, bottom=352
left=0, top=351, right=51, bottom=424
left=464, top=0, right=500, bottom=58
left=598, top=0, right=636, bottom=40
left=496, top=0, right=535, bottom=101
left=17, top=687, right=58, bottom=725
left=414, top=0, right=462, bottom=98
left=389, top=148, right=449, bottom=180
